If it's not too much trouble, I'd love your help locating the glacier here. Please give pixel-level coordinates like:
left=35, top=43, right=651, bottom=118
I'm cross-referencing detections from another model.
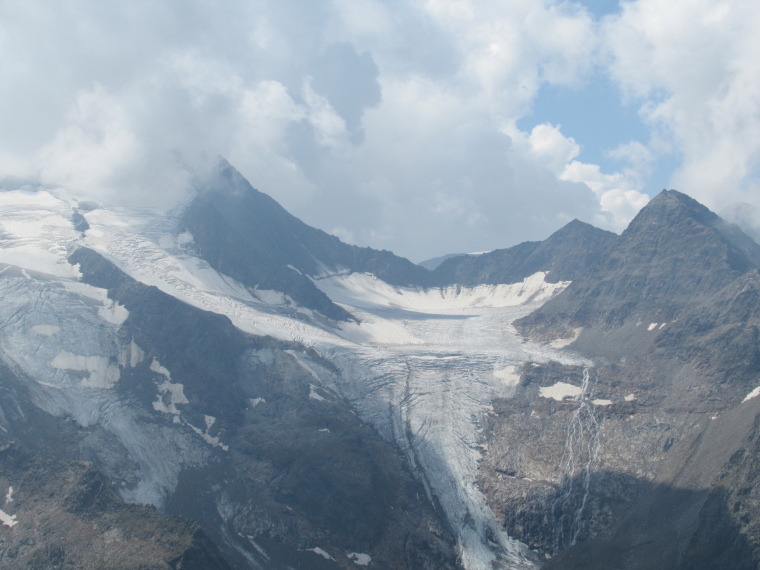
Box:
left=0, top=186, right=591, bottom=569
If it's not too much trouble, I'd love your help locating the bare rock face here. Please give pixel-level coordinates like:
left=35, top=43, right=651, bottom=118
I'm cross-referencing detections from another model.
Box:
left=471, top=191, right=760, bottom=568
left=432, top=219, right=617, bottom=286
left=0, top=441, right=230, bottom=569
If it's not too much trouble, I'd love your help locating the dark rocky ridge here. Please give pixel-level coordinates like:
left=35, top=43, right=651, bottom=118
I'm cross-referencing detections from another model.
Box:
left=518, top=190, right=760, bottom=337
left=433, top=219, right=617, bottom=286
left=0, top=357, right=230, bottom=568
left=0, top=424, right=229, bottom=569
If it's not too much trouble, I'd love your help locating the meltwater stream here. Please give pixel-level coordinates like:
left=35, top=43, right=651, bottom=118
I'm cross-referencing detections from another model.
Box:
left=551, top=368, right=603, bottom=554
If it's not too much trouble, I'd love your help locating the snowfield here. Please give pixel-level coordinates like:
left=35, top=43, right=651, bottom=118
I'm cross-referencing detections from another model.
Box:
left=0, top=186, right=590, bottom=569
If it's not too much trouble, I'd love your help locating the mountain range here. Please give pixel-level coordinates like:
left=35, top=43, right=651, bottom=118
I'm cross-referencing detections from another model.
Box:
left=0, top=158, right=757, bottom=569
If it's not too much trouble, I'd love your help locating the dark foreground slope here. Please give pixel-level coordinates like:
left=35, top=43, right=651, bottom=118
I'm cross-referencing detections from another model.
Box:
left=474, top=190, right=760, bottom=568
left=0, top=360, right=230, bottom=569
left=0, top=441, right=229, bottom=569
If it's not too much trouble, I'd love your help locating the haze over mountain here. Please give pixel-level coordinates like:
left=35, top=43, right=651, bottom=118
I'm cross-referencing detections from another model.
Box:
left=0, top=162, right=758, bottom=569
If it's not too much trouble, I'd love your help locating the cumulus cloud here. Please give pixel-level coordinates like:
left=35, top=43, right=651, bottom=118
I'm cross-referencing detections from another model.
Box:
left=603, top=0, right=760, bottom=217
left=2, top=0, right=758, bottom=259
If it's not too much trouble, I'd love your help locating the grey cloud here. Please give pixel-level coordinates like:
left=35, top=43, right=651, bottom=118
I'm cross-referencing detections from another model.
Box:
left=0, top=1, right=660, bottom=261
left=310, top=43, right=381, bottom=143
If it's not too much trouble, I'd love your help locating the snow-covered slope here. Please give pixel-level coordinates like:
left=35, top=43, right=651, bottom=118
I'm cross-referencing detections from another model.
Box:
left=0, top=185, right=587, bottom=569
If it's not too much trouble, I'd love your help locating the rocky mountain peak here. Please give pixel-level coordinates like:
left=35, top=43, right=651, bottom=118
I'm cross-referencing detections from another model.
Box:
left=431, top=218, right=616, bottom=287
left=628, top=188, right=717, bottom=227
left=518, top=189, right=760, bottom=336
left=612, top=188, right=760, bottom=277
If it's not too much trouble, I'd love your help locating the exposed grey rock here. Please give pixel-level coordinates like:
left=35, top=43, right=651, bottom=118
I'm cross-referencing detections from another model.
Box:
left=475, top=190, right=760, bottom=568
left=433, top=219, right=616, bottom=286
left=0, top=440, right=230, bottom=569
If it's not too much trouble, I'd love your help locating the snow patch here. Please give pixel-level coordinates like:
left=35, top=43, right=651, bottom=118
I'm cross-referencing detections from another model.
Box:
left=592, top=399, right=613, bottom=406
left=31, top=324, right=60, bottom=336
left=187, top=419, right=229, bottom=451
left=176, top=231, right=194, bottom=246
left=118, top=339, right=145, bottom=368
left=62, top=281, right=128, bottom=325
left=286, top=350, right=322, bottom=383
left=742, top=386, right=760, bottom=403
left=319, top=428, right=330, bottom=433
left=151, top=360, right=189, bottom=415
left=493, top=365, right=520, bottom=388
left=51, top=350, right=120, bottom=388
left=348, top=552, right=371, bottom=566
left=539, top=382, right=582, bottom=401
left=150, top=358, right=172, bottom=379
left=5, top=487, right=13, bottom=504
left=315, top=271, right=569, bottom=311
left=249, top=397, right=265, bottom=408
left=309, top=384, right=327, bottom=402
left=252, top=288, right=294, bottom=306
left=153, top=379, right=189, bottom=415
left=624, top=393, right=636, bottom=402
left=308, top=547, right=334, bottom=561
left=0, top=509, right=17, bottom=528
left=647, top=323, right=658, bottom=331
left=98, top=298, right=129, bottom=325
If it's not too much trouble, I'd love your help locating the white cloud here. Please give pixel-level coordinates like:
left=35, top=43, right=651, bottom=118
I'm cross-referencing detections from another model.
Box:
left=9, top=0, right=758, bottom=260
left=607, top=141, right=653, bottom=182
left=302, top=79, right=350, bottom=150
left=38, top=85, right=140, bottom=196
left=526, top=123, right=581, bottom=175
left=603, top=0, right=760, bottom=214
left=561, top=160, right=650, bottom=230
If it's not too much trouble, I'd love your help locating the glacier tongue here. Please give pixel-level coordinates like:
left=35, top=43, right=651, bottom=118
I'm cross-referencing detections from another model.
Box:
left=310, top=277, right=585, bottom=569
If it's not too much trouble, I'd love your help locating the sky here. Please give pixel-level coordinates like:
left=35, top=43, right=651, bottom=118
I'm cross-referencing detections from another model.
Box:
left=1, top=0, right=760, bottom=262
